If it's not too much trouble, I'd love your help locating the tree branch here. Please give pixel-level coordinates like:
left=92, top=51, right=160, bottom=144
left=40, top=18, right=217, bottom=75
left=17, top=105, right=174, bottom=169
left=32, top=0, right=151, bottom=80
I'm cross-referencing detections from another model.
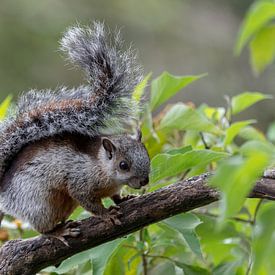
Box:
left=1, top=173, right=275, bottom=275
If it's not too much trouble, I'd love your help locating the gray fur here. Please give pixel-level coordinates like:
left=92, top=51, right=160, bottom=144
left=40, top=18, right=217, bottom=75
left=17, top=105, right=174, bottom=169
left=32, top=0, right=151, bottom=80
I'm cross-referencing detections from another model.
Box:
left=0, top=134, right=150, bottom=232
left=0, top=22, right=142, bottom=182
left=0, top=144, right=100, bottom=232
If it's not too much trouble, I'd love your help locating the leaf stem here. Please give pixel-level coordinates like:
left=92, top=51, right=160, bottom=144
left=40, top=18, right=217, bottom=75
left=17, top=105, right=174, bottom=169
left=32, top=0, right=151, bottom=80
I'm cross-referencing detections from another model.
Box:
left=139, top=228, right=148, bottom=275
left=199, top=132, right=210, bottom=149
left=246, top=199, right=264, bottom=275
left=252, top=199, right=263, bottom=225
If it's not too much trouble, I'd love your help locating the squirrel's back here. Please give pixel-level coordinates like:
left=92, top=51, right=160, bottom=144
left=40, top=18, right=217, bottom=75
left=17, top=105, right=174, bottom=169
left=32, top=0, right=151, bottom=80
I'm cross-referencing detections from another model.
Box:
left=0, top=22, right=142, bottom=181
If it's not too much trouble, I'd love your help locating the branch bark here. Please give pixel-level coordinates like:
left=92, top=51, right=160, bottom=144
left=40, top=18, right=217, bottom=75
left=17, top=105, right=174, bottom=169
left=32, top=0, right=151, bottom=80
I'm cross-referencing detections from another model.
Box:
left=1, top=173, right=275, bottom=275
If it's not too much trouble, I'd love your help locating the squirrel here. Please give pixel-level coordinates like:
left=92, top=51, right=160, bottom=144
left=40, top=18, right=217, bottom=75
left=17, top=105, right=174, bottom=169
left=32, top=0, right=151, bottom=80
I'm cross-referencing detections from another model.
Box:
left=0, top=22, right=150, bottom=242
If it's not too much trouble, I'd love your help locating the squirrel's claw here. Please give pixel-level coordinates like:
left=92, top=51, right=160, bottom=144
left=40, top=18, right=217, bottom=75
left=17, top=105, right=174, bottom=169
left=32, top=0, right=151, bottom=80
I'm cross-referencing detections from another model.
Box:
left=108, top=205, right=121, bottom=212
left=44, top=221, right=81, bottom=247
left=99, top=206, right=123, bottom=226
left=119, top=195, right=137, bottom=203
left=109, top=215, right=122, bottom=226
left=109, top=206, right=123, bottom=225
left=112, top=194, right=137, bottom=205
left=111, top=211, right=122, bottom=225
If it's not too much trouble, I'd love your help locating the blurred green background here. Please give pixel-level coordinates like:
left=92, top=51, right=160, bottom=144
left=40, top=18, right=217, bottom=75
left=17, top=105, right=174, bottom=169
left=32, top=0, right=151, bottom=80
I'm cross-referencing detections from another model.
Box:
left=0, top=0, right=274, bottom=129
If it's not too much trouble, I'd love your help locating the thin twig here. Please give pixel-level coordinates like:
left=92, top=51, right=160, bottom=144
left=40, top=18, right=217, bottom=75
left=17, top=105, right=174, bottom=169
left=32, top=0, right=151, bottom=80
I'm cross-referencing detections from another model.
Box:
left=246, top=199, right=264, bottom=275
left=199, top=132, right=210, bottom=149
left=139, top=229, right=148, bottom=275
left=180, top=169, right=191, bottom=180
left=252, top=199, right=263, bottom=225
left=246, top=259, right=252, bottom=275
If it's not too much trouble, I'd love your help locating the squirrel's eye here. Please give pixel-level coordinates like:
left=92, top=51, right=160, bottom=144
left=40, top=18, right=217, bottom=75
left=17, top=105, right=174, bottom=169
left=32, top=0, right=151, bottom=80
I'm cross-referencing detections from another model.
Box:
left=119, top=161, right=129, bottom=171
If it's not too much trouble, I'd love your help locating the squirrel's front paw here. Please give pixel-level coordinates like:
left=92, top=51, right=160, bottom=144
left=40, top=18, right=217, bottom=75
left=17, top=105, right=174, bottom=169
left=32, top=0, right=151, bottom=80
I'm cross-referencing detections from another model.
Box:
left=115, top=195, right=137, bottom=204
left=112, top=194, right=138, bottom=205
left=108, top=205, right=121, bottom=212
left=102, top=205, right=122, bottom=225
left=120, top=195, right=137, bottom=203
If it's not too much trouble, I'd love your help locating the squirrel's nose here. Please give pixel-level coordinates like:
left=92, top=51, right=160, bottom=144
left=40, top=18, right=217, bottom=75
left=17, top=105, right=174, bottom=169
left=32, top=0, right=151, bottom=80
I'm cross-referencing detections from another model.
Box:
left=140, top=177, right=149, bottom=186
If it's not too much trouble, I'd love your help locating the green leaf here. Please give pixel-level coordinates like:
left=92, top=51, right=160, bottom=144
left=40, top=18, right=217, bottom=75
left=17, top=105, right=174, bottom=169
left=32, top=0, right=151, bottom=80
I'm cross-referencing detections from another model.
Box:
left=0, top=95, right=12, bottom=120
left=213, top=262, right=240, bottom=275
left=231, top=92, right=271, bottom=115
left=203, top=106, right=226, bottom=122
left=249, top=25, right=275, bottom=74
left=150, top=150, right=228, bottom=183
left=104, top=236, right=139, bottom=275
left=44, top=239, right=124, bottom=274
left=165, top=145, right=192, bottom=155
left=159, top=103, right=222, bottom=135
left=240, top=140, right=275, bottom=160
left=149, top=261, right=176, bottom=275
left=43, top=249, right=93, bottom=274
left=224, top=120, right=256, bottom=146
left=163, top=213, right=203, bottom=258
left=251, top=203, right=275, bottom=274
left=132, top=72, right=152, bottom=103
left=69, top=206, right=85, bottom=220
left=196, top=215, right=240, bottom=266
left=141, top=104, right=158, bottom=140
left=175, top=262, right=210, bottom=275
left=90, top=239, right=124, bottom=275
left=150, top=72, right=206, bottom=111
left=239, top=126, right=266, bottom=142
left=210, top=152, right=270, bottom=222
left=235, top=2, right=275, bottom=54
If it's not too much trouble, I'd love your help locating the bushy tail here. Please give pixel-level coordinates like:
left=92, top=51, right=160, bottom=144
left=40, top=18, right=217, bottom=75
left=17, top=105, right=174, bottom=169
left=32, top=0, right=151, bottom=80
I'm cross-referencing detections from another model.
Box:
left=60, top=22, right=142, bottom=95
left=0, top=22, right=143, bottom=181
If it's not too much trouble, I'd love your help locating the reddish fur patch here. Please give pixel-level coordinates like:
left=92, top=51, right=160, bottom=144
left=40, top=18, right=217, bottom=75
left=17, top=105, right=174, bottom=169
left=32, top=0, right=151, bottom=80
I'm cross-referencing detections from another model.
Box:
left=94, top=184, right=120, bottom=199
left=28, top=97, right=97, bottom=120
left=48, top=187, right=78, bottom=223
left=0, top=96, right=99, bottom=144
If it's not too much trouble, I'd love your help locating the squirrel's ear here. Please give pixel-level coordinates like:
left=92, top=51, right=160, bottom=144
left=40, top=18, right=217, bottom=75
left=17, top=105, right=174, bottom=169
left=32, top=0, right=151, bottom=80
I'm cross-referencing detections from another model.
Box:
left=102, top=138, right=116, bottom=159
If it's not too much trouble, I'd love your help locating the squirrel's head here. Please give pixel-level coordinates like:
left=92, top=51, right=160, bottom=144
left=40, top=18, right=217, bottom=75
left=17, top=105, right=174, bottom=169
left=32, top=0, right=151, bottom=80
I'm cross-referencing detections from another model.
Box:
left=98, top=131, right=150, bottom=189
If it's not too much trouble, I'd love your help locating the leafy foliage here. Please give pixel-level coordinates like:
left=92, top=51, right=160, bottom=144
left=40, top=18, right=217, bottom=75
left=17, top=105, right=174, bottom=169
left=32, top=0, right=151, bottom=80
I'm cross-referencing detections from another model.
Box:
left=158, top=103, right=221, bottom=134
left=150, top=150, right=228, bottom=183
left=150, top=72, right=206, bottom=111
left=236, top=0, right=275, bottom=74
left=231, top=92, right=272, bottom=115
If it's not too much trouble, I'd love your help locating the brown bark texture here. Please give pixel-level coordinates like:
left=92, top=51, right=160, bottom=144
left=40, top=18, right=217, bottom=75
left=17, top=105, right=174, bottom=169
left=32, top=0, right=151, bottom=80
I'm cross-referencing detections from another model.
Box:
left=0, top=173, right=275, bottom=275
